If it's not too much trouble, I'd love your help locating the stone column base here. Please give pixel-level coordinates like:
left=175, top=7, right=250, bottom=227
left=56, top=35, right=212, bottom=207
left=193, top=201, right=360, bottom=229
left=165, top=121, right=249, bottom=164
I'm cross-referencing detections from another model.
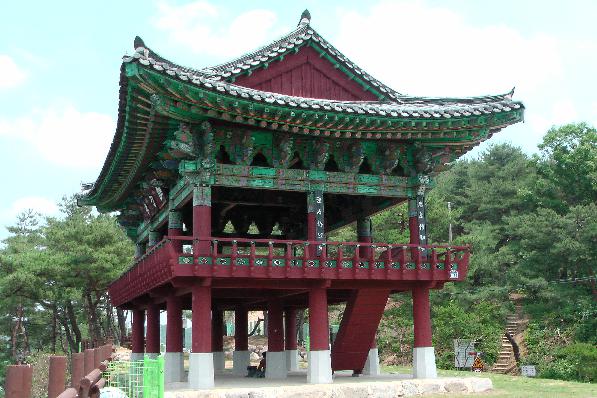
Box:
left=232, top=350, right=250, bottom=376
left=189, top=352, right=215, bottom=389
left=286, top=349, right=299, bottom=371
left=164, top=352, right=184, bottom=383
left=307, top=350, right=332, bottom=384
left=130, top=352, right=144, bottom=362
left=363, top=348, right=380, bottom=376
left=413, top=346, right=437, bottom=379
left=265, top=351, right=287, bottom=379
left=213, top=351, right=225, bottom=372
left=145, top=352, right=159, bottom=360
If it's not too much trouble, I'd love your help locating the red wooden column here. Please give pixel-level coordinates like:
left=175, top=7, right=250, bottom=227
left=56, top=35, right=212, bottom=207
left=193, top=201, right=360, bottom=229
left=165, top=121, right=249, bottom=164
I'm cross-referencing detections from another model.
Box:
left=192, top=186, right=211, bottom=256
left=233, top=306, right=249, bottom=375
left=131, top=309, right=145, bottom=361
left=412, top=286, right=437, bottom=378
left=266, top=299, right=286, bottom=378
left=165, top=295, right=184, bottom=383
left=212, top=309, right=225, bottom=371
left=190, top=283, right=213, bottom=388
left=146, top=304, right=160, bottom=358
left=168, top=210, right=183, bottom=252
left=285, top=308, right=299, bottom=371
left=357, top=217, right=372, bottom=259
left=308, top=286, right=332, bottom=383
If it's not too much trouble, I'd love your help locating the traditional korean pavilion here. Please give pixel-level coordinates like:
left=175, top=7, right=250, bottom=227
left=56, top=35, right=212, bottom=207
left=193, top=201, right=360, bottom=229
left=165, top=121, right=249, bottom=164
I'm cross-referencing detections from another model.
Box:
left=80, top=10, right=523, bottom=388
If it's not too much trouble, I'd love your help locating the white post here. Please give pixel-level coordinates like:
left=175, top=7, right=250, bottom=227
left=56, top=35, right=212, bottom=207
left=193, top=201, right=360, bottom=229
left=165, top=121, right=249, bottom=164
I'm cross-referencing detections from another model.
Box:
left=232, top=350, right=250, bottom=376
left=189, top=352, right=215, bottom=389
left=363, top=348, right=380, bottom=376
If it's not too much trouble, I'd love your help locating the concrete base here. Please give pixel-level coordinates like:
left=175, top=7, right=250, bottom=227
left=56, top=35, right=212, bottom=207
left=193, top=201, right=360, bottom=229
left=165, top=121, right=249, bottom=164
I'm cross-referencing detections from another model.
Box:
left=232, top=350, right=250, bottom=376
left=130, top=352, right=144, bottom=362
left=307, top=350, right=332, bottom=384
left=163, top=374, right=493, bottom=397
left=265, top=351, right=287, bottom=379
left=145, top=352, right=159, bottom=359
left=164, top=352, right=184, bottom=383
left=363, top=348, right=380, bottom=376
left=189, top=352, right=215, bottom=389
left=286, top=349, right=299, bottom=371
left=213, top=351, right=225, bottom=372
left=413, top=347, right=437, bottom=379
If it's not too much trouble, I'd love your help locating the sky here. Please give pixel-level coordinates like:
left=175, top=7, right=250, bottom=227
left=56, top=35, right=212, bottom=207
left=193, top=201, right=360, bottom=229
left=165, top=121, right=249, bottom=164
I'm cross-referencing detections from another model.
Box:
left=1, top=0, right=596, bottom=240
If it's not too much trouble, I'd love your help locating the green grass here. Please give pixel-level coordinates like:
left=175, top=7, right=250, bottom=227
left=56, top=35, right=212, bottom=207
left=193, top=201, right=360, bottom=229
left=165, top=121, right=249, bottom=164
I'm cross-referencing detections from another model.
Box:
left=383, top=366, right=597, bottom=398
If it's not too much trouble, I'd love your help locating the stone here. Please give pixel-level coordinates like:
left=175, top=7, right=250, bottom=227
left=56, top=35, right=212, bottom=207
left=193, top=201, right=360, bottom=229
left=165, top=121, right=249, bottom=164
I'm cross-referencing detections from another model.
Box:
left=445, top=381, right=467, bottom=393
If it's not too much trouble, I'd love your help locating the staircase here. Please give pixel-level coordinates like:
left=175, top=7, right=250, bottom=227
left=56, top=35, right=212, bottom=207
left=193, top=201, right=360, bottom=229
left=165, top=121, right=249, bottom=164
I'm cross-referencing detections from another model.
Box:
left=492, top=301, right=523, bottom=373
left=331, top=289, right=390, bottom=372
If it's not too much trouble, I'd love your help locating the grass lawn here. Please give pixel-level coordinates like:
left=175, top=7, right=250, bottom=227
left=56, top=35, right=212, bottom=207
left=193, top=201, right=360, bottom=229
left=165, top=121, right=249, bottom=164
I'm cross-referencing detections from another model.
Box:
left=383, top=366, right=597, bottom=398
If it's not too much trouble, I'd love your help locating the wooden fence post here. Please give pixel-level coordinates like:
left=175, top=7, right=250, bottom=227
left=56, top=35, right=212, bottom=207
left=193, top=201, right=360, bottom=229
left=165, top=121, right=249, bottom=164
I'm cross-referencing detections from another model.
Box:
left=70, top=353, right=84, bottom=388
left=47, top=356, right=67, bottom=398
left=5, top=365, right=33, bottom=398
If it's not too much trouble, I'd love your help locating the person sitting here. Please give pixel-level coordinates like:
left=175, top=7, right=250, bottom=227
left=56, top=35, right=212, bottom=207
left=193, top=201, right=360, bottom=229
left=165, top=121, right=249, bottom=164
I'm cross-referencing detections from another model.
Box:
left=256, top=352, right=266, bottom=377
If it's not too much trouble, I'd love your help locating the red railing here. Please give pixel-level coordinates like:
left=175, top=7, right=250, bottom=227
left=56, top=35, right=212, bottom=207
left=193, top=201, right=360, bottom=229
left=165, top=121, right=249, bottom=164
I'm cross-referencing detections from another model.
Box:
left=170, top=235, right=469, bottom=281
left=109, top=235, right=469, bottom=306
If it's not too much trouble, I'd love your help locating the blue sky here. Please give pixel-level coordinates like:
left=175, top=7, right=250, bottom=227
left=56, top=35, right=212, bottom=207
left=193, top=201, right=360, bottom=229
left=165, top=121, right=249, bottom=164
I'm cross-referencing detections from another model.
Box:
left=1, top=0, right=596, bottom=239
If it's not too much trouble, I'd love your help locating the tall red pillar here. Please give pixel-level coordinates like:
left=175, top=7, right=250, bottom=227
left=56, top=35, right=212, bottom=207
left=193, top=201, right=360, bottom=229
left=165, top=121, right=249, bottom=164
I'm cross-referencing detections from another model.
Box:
left=308, top=288, right=329, bottom=351
left=145, top=304, right=160, bottom=356
left=189, top=283, right=214, bottom=388
left=284, top=308, right=297, bottom=351
left=357, top=217, right=372, bottom=259
left=191, top=285, right=212, bottom=353
left=308, top=286, right=332, bottom=383
left=412, top=286, right=437, bottom=378
left=233, top=306, right=249, bottom=375
left=212, top=309, right=225, bottom=371
left=412, top=287, right=432, bottom=347
left=166, top=296, right=183, bottom=353
left=193, top=186, right=211, bottom=256
left=285, top=308, right=299, bottom=372
left=131, top=309, right=145, bottom=361
left=266, top=299, right=286, bottom=378
left=168, top=210, right=183, bottom=252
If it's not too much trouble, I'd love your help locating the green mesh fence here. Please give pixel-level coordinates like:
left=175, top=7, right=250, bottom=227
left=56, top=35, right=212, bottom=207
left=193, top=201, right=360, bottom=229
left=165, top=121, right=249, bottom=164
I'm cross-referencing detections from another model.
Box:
left=104, top=356, right=164, bottom=398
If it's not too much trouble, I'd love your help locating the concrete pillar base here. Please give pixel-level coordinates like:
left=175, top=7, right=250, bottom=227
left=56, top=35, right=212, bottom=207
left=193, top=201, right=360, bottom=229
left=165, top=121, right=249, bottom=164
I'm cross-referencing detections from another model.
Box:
left=265, top=351, right=287, bottom=379
left=363, top=348, right=380, bottom=376
left=213, top=351, right=225, bottom=372
left=145, top=353, right=159, bottom=360
left=130, top=352, right=144, bottom=362
left=164, top=352, right=184, bottom=383
left=286, top=349, right=299, bottom=372
left=413, top=347, right=437, bottom=379
left=232, top=350, right=250, bottom=376
left=307, top=350, right=333, bottom=384
left=189, top=352, right=214, bottom=389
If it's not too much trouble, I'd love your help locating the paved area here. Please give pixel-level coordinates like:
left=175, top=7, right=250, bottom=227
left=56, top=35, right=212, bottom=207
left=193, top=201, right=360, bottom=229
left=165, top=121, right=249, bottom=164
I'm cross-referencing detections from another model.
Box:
left=165, top=369, right=492, bottom=397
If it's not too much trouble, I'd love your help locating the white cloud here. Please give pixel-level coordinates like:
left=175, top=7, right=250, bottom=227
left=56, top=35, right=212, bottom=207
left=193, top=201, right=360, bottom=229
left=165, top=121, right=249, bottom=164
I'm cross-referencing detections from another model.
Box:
left=0, top=55, right=27, bottom=89
left=153, top=1, right=279, bottom=59
left=527, top=99, right=579, bottom=136
left=333, top=1, right=563, bottom=97
left=6, top=196, right=59, bottom=220
left=0, top=105, right=115, bottom=169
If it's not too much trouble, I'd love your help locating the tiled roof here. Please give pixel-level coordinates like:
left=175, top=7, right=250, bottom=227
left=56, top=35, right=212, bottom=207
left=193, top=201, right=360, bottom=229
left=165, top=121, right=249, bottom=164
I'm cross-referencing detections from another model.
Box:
left=125, top=44, right=523, bottom=120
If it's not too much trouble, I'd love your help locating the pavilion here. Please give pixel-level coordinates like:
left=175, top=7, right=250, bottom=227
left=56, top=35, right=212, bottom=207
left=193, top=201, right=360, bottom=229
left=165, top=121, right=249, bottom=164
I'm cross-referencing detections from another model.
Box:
left=79, top=10, right=524, bottom=389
